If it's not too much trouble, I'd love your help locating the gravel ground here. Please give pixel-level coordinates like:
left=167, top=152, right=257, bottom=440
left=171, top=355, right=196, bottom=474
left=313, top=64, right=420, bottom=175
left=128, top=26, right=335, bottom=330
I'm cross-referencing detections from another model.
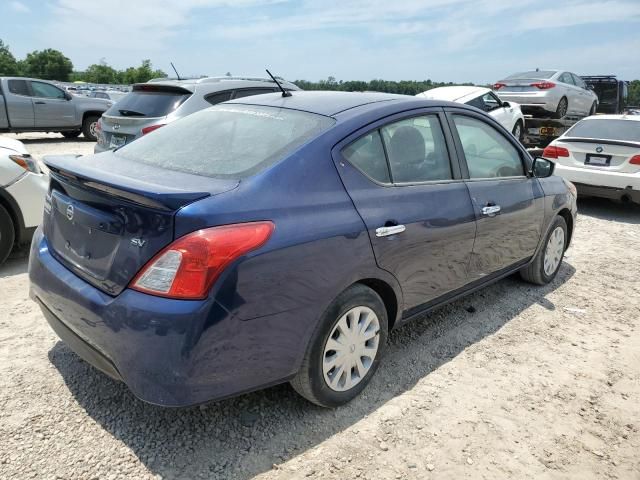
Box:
left=1, top=134, right=639, bottom=480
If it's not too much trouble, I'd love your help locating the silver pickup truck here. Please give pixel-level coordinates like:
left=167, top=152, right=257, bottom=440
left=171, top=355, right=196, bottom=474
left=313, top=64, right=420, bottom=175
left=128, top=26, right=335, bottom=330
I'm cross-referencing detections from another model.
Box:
left=0, top=77, right=111, bottom=141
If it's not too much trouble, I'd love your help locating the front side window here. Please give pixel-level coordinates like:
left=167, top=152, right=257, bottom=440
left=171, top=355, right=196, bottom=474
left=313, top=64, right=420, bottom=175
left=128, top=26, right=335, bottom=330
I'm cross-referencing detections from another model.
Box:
left=453, top=115, right=525, bottom=179
left=8, top=79, right=29, bottom=96
left=381, top=115, right=452, bottom=183
left=30, top=81, right=65, bottom=99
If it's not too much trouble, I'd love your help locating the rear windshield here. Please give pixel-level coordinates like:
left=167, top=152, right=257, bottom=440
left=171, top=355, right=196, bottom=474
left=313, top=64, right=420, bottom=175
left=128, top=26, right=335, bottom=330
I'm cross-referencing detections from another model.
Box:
left=505, top=71, right=556, bottom=80
left=115, top=105, right=335, bottom=178
left=566, top=119, right=640, bottom=142
left=104, top=90, right=191, bottom=117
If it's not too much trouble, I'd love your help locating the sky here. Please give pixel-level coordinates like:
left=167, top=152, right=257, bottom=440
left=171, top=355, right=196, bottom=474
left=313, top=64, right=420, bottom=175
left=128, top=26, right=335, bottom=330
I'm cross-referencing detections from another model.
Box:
left=2, top=0, right=640, bottom=83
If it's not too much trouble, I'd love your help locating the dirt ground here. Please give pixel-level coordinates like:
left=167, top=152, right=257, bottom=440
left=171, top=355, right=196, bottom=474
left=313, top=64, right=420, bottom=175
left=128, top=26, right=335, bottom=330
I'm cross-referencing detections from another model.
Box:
left=0, top=133, right=639, bottom=480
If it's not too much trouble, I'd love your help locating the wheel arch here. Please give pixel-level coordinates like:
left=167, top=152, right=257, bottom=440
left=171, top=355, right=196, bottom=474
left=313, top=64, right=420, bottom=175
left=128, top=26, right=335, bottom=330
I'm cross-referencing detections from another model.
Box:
left=82, top=110, right=104, bottom=124
left=0, top=187, right=23, bottom=243
left=557, top=207, right=574, bottom=247
left=354, top=277, right=402, bottom=331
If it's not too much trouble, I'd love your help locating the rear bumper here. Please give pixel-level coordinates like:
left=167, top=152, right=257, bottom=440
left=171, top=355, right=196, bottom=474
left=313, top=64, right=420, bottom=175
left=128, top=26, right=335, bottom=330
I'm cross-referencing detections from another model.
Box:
left=554, top=164, right=640, bottom=192
left=497, top=92, right=558, bottom=113
left=28, top=227, right=308, bottom=407
left=5, top=171, right=48, bottom=228
left=574, top=183, right=640, bottom=203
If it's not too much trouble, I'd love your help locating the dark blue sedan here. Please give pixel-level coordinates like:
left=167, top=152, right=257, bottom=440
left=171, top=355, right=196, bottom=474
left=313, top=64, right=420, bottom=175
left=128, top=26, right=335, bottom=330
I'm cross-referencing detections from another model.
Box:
left=29, top=91, right=577, bottom=407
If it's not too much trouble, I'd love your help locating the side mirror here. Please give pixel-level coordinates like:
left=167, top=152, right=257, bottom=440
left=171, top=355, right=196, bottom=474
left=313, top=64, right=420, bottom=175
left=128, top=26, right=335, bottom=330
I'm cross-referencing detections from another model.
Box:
left=531, top=157, right=555, bottom=178
left=502, top=101, right=511, bottom=108
left=64, top=91, right=73, bottom=101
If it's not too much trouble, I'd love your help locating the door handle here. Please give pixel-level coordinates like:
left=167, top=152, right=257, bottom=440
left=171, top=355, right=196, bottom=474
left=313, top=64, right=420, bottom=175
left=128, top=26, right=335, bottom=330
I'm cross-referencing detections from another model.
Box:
left=481, top=205, right=501, bottom=216
left=34, top=101, right=46, bottom=104
left=375, top=225, right=406, bottom=237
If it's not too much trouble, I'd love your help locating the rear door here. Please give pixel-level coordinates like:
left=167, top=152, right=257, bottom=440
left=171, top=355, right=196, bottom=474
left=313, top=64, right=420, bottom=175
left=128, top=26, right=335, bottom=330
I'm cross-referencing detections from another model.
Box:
left=30, top=80, right=76, bottom=127
left=5, top=79, right=34, bottom=128
left=333, top=109, right=477, bottom=312
left=446, top=109, right=544, bottom=278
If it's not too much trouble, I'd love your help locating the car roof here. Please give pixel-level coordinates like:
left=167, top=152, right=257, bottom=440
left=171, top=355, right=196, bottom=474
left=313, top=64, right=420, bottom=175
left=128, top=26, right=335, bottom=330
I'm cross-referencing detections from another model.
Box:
left=138, top=77, right=299, bottom=94
left=578, top=114, right=640, bottom=122
left=225, top=90, right=455, bottom=117
left=416, top=86, right=490, bottom=103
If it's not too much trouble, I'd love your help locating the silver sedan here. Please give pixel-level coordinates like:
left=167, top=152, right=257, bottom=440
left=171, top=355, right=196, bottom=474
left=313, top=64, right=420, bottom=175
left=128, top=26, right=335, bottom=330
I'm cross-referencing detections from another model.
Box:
left=493, top=70, right=598, bottom=119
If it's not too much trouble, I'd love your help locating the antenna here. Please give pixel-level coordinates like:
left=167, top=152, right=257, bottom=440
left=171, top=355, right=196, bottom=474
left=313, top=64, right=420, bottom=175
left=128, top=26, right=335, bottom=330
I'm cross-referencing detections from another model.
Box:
left=266, top=69, right=291, bottom=97
left=170, top=62, right=182, bottom=81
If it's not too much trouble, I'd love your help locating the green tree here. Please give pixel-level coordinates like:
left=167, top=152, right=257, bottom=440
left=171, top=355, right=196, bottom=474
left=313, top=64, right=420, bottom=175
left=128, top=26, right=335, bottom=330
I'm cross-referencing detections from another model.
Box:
left=119, top=59, right=166, bottom=84
left=83, top=60, right=119, bottom=84
left=628, top=80, right=640, bottom=107
left=21, top=48, right=73, bottom=81
left=0, top=39, right=19, bottom=75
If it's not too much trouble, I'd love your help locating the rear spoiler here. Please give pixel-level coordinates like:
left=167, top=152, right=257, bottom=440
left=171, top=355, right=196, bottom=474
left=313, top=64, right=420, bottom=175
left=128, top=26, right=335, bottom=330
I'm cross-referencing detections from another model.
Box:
left=561, top=138, right=640, bottom=149
left=132, top=83, right=193, bottom=94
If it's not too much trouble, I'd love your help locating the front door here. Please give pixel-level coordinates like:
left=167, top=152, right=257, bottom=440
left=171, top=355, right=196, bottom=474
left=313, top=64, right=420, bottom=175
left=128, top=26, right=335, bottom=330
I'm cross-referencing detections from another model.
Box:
left=29, top=81, right=76, bottom=128
left=447, top=110, right=544, bottom=278
left=333, top=110, right=477, bottom=312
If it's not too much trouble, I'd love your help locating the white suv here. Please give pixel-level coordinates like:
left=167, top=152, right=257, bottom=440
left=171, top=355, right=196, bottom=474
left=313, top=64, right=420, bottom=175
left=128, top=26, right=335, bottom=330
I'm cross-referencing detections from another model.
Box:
left=0, top=137, right=48, bottom=264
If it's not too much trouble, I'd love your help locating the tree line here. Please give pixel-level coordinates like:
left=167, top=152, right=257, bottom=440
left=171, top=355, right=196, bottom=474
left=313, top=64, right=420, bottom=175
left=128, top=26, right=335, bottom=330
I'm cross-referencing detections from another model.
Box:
left=0, top=39, right=165, bottom=84
left=1, top=38, right=639, bottom=105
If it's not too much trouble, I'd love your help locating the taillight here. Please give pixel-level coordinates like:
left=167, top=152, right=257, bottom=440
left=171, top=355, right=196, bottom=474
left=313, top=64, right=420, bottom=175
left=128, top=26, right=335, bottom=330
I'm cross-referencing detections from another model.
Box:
left=531, top=82, right=555, bottom=90
left=130, top=222, right=274, bottom=300
left=96, top=118, right=102, bottom=132
left=141, top=124, right=164, bottom=135
left=542, top=145, right=570, bottom=159
left=493, top=83, right=506, bottom=90
left=630, top=155, right=640, bottom=165
left=9, top=154, right=40, bottom=174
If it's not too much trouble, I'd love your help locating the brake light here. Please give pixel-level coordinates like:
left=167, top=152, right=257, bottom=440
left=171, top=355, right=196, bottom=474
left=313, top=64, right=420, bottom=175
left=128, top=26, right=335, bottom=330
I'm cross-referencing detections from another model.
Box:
left=9, top=154, right=40, bottom=174
left=141, top=124, right=164, bottom=135
left=542, top=145, right=570, bottom=159
left=531, top=82, right=556, bottom=90
left=630, top=155, right=640, bottom=165
left=493, top=83, right=506, bottom=90
left=131, top=222, right=275, bottom=299
left=96, top=118, right=102, bottom=132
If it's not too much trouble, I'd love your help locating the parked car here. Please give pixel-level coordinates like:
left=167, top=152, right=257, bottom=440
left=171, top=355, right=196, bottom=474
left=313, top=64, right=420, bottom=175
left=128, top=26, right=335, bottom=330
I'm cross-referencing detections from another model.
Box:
left=0, top=77, right=112, bottom=141
left=88, top=91, right=127, bottom=103
left=94, top=76, right=300, bottom=153
left=581, top=76, right=629, bottom=114
left=493, top=70, right=599, bottom=119
left=29, top=91, right=577, bottom=408
left=416, top=86, right=525, bottom=140
left=0, top=137, right=48, bottom=264
left=542, top=114, right=640, bottom=204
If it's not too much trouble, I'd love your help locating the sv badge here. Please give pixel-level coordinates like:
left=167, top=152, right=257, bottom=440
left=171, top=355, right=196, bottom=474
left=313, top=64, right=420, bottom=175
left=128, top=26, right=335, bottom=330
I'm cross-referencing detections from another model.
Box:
left=131, top=238, right=146, bottom=248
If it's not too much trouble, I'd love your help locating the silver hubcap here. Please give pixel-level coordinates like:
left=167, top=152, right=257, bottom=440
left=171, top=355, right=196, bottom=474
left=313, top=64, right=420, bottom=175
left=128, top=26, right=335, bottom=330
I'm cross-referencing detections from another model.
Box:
left=323, top=306, right=380, bottom=392
left=513, top=124, right=521, bottom=138
left=544, top=226, right=565, bottom=276
left=558, top=99, right=567, bottom=117
left=89, top=122, right=97, bottom=137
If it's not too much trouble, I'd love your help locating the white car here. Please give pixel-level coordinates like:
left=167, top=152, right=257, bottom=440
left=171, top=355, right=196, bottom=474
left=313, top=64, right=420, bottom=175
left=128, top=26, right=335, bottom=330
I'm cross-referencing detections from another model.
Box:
left=0, top=137, right=49, bottom=264
left=416, top=86, right=525, bottom=140
left=542, top=115, right=640, bottom=204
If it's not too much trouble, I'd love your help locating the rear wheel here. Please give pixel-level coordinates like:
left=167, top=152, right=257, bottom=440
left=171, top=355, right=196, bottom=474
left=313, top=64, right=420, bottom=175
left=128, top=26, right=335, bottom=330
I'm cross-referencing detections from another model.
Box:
left=520, top=216, right=567, bottom=285
left=291, top=284, right=388, bottom=407
left=0, top=205, right=15, bottom=265
left=82, top=115, right=100, bottom=141
left=61, top=130, right=81, bottom=139
left=512, top=120, right=524, bottom=141
left=589, top=102, right=597, bottom=116
left=553, top=97, right=568, bottom=119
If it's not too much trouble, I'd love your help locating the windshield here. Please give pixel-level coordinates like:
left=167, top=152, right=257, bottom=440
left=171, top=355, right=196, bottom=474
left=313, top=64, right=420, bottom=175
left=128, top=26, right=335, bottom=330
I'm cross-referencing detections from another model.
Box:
left=115, top=105, right=336, bottom=178
left=104, top=89, right=191, bottom=117
left=505, top=70, right=556, bottom=80
left=566, top=119, right=640, bottom=142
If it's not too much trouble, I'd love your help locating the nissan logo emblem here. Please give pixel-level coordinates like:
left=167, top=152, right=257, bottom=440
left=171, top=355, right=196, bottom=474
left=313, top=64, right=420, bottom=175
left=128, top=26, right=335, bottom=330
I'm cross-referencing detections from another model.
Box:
left=66, top=204, right=74, bottom=221
left=113, top=124, right=120, bottom=130
left=596, top=146, right=604, bottom=153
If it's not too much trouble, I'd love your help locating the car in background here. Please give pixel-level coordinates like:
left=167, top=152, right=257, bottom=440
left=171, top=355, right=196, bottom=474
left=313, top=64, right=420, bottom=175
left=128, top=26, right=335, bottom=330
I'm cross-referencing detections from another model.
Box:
left=581, top=76, right=629, bottom=114
left=542, top=114, right=640, bottom=204
left=94, top=76, right=300, bottom=153
left=493, top=70, right=598, bottom=119
left=30, top=91, right=576, bottom=408
left=416, top=86, right=525, bottom=141
left=0, top=137, right=48, bottom=264
left=88, top=91, right=127, bottom=103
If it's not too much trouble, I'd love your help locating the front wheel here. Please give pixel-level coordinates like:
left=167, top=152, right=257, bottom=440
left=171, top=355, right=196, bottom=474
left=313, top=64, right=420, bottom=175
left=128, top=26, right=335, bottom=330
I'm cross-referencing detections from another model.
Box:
left=589, top=102, right=597, bottom=116
left=520, top=216, right=567, bottom=285
left=82, top=115, right=100, bottom=142
left=291, top=284, right=388, bottom=407
left=512, top=120, right=524, bottom=142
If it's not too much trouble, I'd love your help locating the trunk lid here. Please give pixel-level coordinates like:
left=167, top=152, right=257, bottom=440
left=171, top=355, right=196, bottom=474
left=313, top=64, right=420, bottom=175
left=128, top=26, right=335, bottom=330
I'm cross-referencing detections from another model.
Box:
left=554, top=139, right=640, bottom=173
left=43, top=152, right=239, bottom=295
left=499, top=79, right=543, bottom=93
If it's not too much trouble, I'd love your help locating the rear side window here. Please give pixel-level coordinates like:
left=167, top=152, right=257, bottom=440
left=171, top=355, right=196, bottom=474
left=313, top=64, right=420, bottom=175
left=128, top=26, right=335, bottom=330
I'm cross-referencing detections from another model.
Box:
left=342, top=131, right=390, bottom=183
left=559, top=73, right=575, bottom=85
left=233, top=88, right=276, bottom=99
left=116, top=105, right=335, bottom=178
left=205, top=91, right=233, bottom=105
left=453, top=115, right=524, bottom=178
left=105, top=89, right=191, bottom=117
left=566, top=119, right=640, bottom=142
left=8, top=80, right=29, bottom=96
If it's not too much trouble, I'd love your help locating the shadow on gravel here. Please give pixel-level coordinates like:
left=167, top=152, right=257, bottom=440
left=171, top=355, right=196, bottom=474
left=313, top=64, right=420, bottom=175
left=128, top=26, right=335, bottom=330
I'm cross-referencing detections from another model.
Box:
left=48, top=263, right=575, bottom=480
left=578, top=197, right=640, bottom=224
left=0, top=249, right=28, bottom=278
left=13, top=136, right=91, bottom=144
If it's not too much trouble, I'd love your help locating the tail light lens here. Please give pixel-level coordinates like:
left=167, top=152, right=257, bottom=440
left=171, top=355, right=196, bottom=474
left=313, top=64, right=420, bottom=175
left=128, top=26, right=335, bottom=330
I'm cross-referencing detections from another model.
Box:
left=531, top=82, right=555, bottom=90
left=9, top=154, right=40, bottom=174
left=542, top=145, right=570, bottom=159
left=141, top=124, right=164, bottom=135
left=96, top=118, right=102, bottom=132
left=493, top=83, right=506, bottom=90
left=131, top=221, right=274, bottom=300
left=630, top=155, right=640, bottom=165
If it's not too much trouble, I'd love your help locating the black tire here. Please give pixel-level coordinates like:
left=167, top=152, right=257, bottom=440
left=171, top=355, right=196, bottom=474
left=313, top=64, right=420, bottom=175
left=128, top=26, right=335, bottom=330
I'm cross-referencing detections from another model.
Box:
left=553, top=97, right=568, bottom=119
left=589, top=102, right=597, bottom=116
left=0, top=204, right=15, bottom=265
left=82, top=115, right=100, bottom=142
left=61, top=130, right=81, bottom=139
left=520, top=216, right=567, bottom=285
left=512, top=120, right=524, bottom=142
left=291, top=284, right=388, bottom=408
